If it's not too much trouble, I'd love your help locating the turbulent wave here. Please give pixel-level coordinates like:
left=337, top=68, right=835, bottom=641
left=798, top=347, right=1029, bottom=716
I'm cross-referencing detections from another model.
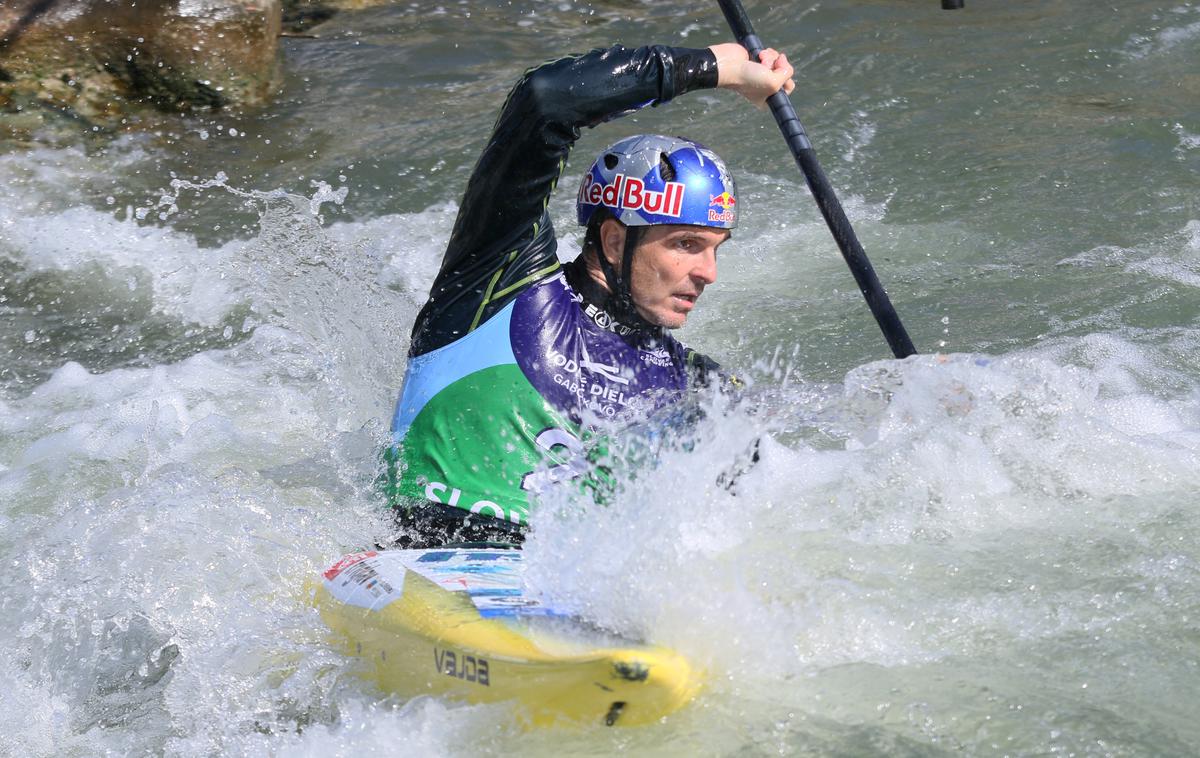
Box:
left=0, top=169, right=445, bottom=753
left=526, top=339, right=1200, bottom=753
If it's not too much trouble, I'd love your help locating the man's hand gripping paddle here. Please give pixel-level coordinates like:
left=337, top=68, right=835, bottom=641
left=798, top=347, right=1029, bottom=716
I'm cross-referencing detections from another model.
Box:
left=716, top=0, right=919, bottom=359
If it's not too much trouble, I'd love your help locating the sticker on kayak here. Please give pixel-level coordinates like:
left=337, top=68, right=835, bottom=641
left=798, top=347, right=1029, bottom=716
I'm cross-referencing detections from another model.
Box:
left=322, top=552, right=406, bottom=610
left=405, top=549, right=563, bottom=618
left=323, top=549, right=566, bottom=617
left=323, top=550, right=377, bottom=580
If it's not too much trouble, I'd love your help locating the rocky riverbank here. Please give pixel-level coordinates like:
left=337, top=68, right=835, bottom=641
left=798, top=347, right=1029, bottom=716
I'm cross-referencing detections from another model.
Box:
left=0, top=0, right=386, bottom=142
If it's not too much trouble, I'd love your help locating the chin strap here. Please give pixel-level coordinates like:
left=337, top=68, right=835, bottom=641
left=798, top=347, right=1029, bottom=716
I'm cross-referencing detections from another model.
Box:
left=596, top=225, right=653, bottom=329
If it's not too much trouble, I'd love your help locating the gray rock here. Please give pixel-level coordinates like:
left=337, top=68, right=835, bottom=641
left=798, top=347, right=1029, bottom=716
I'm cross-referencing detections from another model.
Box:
left=0, top=0, right=281, bottom=138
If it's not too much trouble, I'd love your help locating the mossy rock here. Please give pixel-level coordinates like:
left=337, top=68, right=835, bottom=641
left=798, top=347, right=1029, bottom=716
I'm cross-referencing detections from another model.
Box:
left=0, top=0, right=282, bottom=133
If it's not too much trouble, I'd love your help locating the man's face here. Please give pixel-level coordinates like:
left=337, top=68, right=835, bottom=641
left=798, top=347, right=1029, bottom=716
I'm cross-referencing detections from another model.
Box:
left=626, top=224, right=730, bottom=329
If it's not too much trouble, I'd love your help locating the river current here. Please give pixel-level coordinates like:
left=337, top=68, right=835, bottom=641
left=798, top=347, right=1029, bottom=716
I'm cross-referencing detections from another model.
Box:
left=2, top=1, right=1198, bottom=755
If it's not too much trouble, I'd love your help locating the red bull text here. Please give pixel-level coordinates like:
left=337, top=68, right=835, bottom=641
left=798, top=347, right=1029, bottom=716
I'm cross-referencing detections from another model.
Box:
left=579, top=173, right=685, bottom=218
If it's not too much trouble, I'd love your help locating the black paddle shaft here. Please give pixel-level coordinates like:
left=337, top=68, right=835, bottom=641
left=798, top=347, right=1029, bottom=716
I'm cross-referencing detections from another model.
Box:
left=716, top=0, right=918, bottom=359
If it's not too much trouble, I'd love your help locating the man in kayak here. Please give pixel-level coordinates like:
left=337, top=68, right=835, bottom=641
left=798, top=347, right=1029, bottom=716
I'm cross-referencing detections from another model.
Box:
left=384, top=42, right=795, bottom=547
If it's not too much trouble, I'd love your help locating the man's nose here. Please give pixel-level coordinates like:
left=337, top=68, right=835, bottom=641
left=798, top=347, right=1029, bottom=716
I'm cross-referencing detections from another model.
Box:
left=692, top=249, right=717, bottom=285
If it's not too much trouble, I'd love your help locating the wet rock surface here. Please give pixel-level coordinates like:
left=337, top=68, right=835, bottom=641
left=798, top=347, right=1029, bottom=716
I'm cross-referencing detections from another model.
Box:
left=0, top=0, right=281, bottom=139
left=282, top=0, right=392, bottom=33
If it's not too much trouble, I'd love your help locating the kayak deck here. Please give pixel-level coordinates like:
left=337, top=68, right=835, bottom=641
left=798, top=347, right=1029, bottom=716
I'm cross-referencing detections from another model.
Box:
left=315, top=548, right=700, bottom=726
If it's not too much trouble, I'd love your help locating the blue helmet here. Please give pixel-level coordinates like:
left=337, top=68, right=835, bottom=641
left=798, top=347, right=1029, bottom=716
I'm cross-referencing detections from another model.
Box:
left=576, top=135, right=738, bottom=230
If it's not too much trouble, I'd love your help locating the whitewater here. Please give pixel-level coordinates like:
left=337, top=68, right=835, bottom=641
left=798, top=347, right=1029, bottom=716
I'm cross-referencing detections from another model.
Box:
left=2, top=1, right=1198, bottom=755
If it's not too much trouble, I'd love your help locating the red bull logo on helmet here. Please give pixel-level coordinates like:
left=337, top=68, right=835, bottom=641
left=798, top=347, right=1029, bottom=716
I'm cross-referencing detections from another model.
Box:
left=708, top=190, right=736, bottom=224
left=578, top=173, right=685, bottom=218
left=709, top=191, right=736, bottom=209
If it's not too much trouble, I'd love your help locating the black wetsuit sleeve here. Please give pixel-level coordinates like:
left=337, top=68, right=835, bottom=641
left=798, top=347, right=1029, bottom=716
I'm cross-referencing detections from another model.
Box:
left=408, top=45, right=720, bottom=357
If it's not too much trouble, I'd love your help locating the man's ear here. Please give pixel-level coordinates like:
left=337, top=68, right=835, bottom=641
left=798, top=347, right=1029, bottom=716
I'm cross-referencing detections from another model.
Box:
left=599, top=218, right=626, bottom=266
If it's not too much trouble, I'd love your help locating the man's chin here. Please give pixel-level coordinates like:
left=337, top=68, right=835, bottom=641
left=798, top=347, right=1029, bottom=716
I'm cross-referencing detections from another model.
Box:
left=637, top=304, right=688, bottom=329
left=659, top=312, right=688, bottom=329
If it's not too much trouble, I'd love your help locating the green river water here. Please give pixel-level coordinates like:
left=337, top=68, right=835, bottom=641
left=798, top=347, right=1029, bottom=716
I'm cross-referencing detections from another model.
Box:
left=1, top=1, right=1198, bottom=755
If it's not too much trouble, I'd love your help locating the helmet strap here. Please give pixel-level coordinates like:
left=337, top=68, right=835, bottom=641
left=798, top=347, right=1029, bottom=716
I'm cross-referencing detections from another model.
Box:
left=595, top=235, right=623, bottom=298
left=594, top=223, right=651, bottom=329
left=619, top=224, right=640, bottom=313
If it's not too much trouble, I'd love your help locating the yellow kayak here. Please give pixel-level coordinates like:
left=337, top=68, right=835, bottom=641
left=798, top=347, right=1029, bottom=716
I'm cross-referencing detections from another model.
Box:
left=315, top=548, right=700, bottom=727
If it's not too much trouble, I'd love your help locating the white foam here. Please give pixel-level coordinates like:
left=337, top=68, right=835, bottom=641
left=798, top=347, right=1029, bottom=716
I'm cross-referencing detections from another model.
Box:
left=1059, top=220, right=1200, bottom=290
left=0, top=170, right=468, bottom=752
left=1173, top=123, right=1200, bottom=152
left=1121, top=7, right=1200, bottom=59
left=1, top=203, right=246, bottom=326
left=523, top=342, right=1200, bottom=689
left=842, top=110, right=878, bottom=164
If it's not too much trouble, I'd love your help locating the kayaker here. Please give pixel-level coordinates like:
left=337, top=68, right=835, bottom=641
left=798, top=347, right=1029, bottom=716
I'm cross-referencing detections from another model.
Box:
left=384, top=42, right=795, bottom=547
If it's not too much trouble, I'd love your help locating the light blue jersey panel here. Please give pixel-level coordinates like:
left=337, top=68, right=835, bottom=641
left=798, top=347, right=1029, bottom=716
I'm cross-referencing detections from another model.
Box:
left=391, top=303, right=518, bottom=442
